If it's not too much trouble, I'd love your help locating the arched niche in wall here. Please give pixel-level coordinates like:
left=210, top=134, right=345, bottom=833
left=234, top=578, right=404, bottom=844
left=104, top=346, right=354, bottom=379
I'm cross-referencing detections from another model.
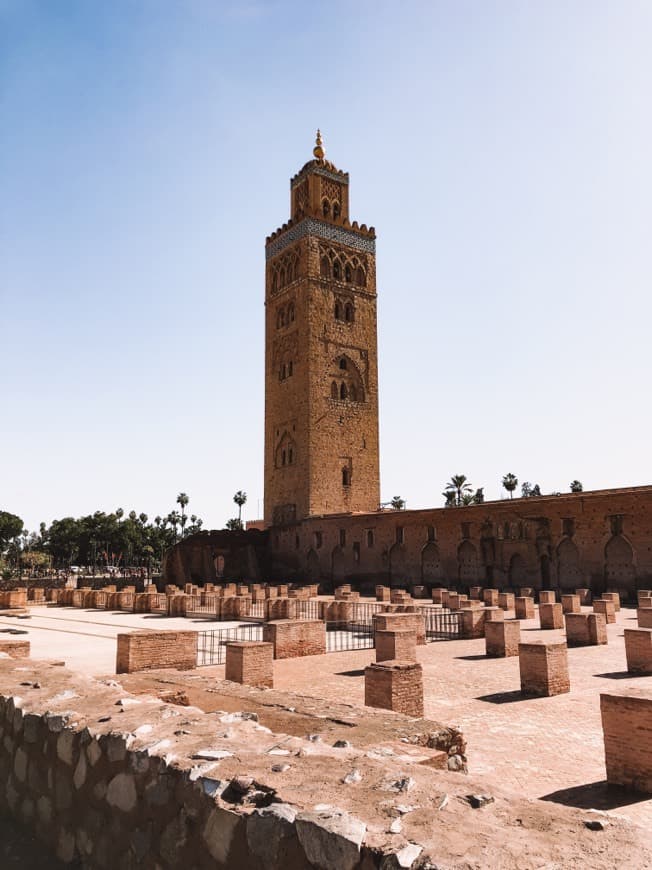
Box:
left=508, top=553, right=526, bottom=587
left=604, top=535, right=635, bottom=595
left=458, top=540, right=479, bottom=585
left=421, top=542, right=442, bottom=583
left=331, top=546, right=346, bottom=581
left=388, top=543, right=408, bottom=587
left=557, top=538, right=581, bottom=591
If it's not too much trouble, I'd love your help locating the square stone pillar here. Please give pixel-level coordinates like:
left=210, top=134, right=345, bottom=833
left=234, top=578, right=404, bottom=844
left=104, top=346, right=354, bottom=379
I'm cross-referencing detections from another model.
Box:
left=625, top=629, right=652, bottom=675
left=483, top=589, right=499, bottom=607
left=376, top=586, right=391, bottom=602
left=538, top=591, right=556, bottom=605
left=459, top=607, right=486, bottom=639
left=639, top=596, right=652, bottom=610
left=565, top=612, right=607, bottom=646
left=561, top=594, right=581, bottom=614
left=373, top=612, right=425, bottom=645
left=469, top=586, right=483, bottom=600
left=498, top=592, right=515, bottom=611
left=375, top=628, right=417, bottom=663
left=519, top=587, right=534, bottom=598
left=364, top=660, right=424, bottom=717
left=484, top=606, right=504, bottom=622
left=601, top=689, right=652, bottom=793
left=485, top=620, right=521, bottom=657
left=594, top=599, right=616, bottom=624
left=575, top=588, right=592, bottom=605
left=638, top=608, right=652, bottom=629
left=265, top=598, right=298, bottom=621
left=603, top=592, right=621, bottom=612
left=637, top=590, right=652, bottom=606
left=515, top=597, right=535, bottom=620
left=430, top=587, right=445, bottom=605
left=539, top=602, right=564, bottom=630
left=264, top=586, right=278, bottom=599
left=262, top=619, right=326, bottom=659
left=519, top=641, right=570, bottom=697
left=447, top=592, right=461, bottom=610
left=225, top=641, right=274, bottom=688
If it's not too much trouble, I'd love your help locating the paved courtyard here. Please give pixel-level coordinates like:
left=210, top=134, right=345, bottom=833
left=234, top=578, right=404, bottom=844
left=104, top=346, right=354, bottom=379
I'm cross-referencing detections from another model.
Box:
left=3, top=602, right=651, bottom=824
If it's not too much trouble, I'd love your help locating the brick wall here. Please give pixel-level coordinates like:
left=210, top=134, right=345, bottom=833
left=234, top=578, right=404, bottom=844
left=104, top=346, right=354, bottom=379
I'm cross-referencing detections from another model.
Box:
left=225, top=642, right=274, bottom=688
left=624, top=629, right=652, bottom=675
left=262, top=620, right=326, bottom=659
left=600, top=690, right=652, bottom=793
left=602, top=592, right=621, bottom=612
left=498, top=593, right=515, bottom=611
left=483, top=589, right=499, bottom=606
left=637, top=608, right=652, bottom=629
left=364, top=660, right=424, bottom=717
left=519, top=641, right=570, bottom=697
left=115, top=631, right=198, bottom=673
left=265, top=598, right=298, bottom=621
left=538, top=591, right=556, bottom=605
left=576, top=588, right=592, bottom=605
left=485, top=620, right=521, bottom=657
left=375, top=629, right=417, bottom=662
left=459, top=608, right=486, bottom=639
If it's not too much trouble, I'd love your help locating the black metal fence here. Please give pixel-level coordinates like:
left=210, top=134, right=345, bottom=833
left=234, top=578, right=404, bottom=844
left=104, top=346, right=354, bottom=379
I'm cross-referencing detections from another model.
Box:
left=422, top=606, right=461, bottom=640
left=197, top=624, right=264, bottom=666
left=326, top=621, right=375, bottom=652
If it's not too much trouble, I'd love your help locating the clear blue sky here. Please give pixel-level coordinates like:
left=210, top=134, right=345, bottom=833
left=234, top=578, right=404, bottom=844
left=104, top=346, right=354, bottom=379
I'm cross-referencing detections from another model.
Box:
left=2, top=0, right=651, bottom=533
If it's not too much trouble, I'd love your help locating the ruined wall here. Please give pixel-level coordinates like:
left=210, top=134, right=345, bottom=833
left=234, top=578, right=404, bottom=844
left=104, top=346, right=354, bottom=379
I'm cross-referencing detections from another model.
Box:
left=162, top=529, right=269, bottom=586
left=270, top=485, right=652, bottom=597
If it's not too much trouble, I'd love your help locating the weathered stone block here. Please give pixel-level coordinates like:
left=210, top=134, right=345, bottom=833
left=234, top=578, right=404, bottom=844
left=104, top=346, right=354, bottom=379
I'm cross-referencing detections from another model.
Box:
left=262, top=620, right=326, bottom=659
left=601, top=689, right=652, bottom=793
left=375, top=628, right=417, bottom=662
left=364, top=660, right=424, bottom=717
left=565, top=612, right=607, bottom=646
left=519, top=641, right=570, bottom=696
left=116, top=630, right=198, bottom=673
left=561, top=594, right=581, bottom=614
left=625, top=629, right=652, bottom=675
left=594, top=599, right=616, bottom=624
left=485, top=619, right=520, bottom=657
left=515, top=597, right=535, bottom=620
left=225, top=642, right=274, bottom=688
left=539, top=602, right=564, bottom=630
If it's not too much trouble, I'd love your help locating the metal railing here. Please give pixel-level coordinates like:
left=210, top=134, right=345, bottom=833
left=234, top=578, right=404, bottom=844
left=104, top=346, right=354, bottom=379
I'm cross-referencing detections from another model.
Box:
left=197, top=624, right=265, bottom=666
left=422, top=606, right=461, bottom=640
left=326, top=622, right=375, bottom=652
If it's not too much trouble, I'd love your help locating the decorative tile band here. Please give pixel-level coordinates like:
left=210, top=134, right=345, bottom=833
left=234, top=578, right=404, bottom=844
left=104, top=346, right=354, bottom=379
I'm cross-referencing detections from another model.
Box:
left=291, top=165, right=349, bottom=188
left=266, top=219, right=376, bottom=260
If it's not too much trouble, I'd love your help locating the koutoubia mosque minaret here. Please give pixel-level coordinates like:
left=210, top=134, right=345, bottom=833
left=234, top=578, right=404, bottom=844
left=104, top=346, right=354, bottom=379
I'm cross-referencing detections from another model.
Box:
left=264, top=132, right=380, bottom=527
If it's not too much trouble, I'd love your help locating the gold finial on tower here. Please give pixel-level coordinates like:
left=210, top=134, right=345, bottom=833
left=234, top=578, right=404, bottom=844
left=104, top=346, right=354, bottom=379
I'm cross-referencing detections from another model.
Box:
left=313, top=129, right=325, bottom=160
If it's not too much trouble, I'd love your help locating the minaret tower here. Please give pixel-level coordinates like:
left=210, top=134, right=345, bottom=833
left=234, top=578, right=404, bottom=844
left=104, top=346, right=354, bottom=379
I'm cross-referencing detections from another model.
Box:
left=264, top=132, right=380, bottom=526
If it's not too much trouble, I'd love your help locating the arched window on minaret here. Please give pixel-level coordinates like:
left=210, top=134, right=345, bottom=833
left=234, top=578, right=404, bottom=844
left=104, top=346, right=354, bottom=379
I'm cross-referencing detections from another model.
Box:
left=272, top=272, right=278, bottom=293
left=344, top=303, right=354, bottom=323
left=279, top=267, right=285, bottom=287
left=287, top=302, right=295, bottom=322
left=339, top=357, right=347, bottom=370
left=344, top=263, right=352, bottom=283
left=322, top=199, right=330, bottom=217
left=333, top=259, right=341, bottom=280
left=321, top=256, right=330, bottom=278
left=356, top=267, right=365, bottom=287
left=342, top=467, right=350, bottom=486
left=333, top=202, right=341, bottom=219
left=340, top=383, right=348, bottom=400
left=331, top=381, right=338, bottom=399
left=334, top=300, right=342, bottom=320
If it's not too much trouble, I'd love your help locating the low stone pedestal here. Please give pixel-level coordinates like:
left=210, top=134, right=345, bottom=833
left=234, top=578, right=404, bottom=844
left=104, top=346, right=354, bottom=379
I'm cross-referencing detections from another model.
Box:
left=576, top=588, right=592, bottom=605
left=431, top=587, right=445, bottom=605
left=539, top=602, right=564, bottom=630
left=364, top=660, right=424, bottom=717
left=376, top=585, right=391, bottom=602
left=637, top=590, right=652, bottom=606
left=262, top=619, right=326, bottom=659
left=264, top=586, right=278, bottom=599
left=601, top=689, right=652, bottom=793
left=485, top=620, right=521, bottom=657
left=373, top=612, right=426, bottom=645
left=484, top=606, right=504, bottom=622
left=594, top=599, right=616, bottom=624
left=225, top=641, right=274, bottom=688
left=603, top=592, right=621, bottom=612
left=538, top=591, right=556, bottom=605
left=116, top=630, right=198, bottom=673
left=625, top=629, right=652, bottom=675
left=498, top=592, right=515, bottom=611
left=519, top=587, right=534, bottom=598
left=265, top=598, right=297, bottom=621
left=469, top=586, right=483, bottom=600
left=448, top=593, right=461, bottom=610
left=639, top=596, right=652, bottom=610
left=561, top=594, right=581, bottom=614
left=565, top=612, right=607, bottom=646
left=483, top=589, right=499, bottom=607
left=638, top=608, right=652, bottom=629
left=459, top=607, right=485, bottom=639
left=375, top=628, right=417, bottom=662
left=519, top=641, right=570, bottom=697
left=515, top=597, right=535, bottom=620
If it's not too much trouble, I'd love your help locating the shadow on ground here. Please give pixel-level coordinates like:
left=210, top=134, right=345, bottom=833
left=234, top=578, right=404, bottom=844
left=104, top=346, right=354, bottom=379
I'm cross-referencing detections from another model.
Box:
left=540, top=781, right=650, bottom=810
left=475, top=690, right=527, bottom=704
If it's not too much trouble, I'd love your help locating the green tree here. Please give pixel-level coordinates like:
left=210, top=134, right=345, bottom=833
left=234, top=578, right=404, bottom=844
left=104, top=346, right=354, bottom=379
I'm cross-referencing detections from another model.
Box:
left=443, top=491, right=456, bottom=508
left=390, top=496, right=406, bottom=510
left=570, top=480, right=583, bottom=493
left=502, top=473, right=518, bottom=499
left=177, top=493, right=189, bottom=537
left=225, top=518, right=243, bottom=531
left=233, top=491, right=247, bottom=524
left=445, top=475, right=472, bottom=506
left=0, top=511, right=24, bottom=552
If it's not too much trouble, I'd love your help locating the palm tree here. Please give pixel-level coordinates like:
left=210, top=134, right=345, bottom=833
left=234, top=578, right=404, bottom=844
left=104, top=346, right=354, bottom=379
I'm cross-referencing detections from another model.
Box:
left=154, top=516, right=161, bottom=528
left=167, top=511, right=180, bottom=542
left=390, top=495, right=406, bottom=510
left=502, top=473, right=518, bottom=499
left=176, top=493, right=189, bottom=537
left=570, top=480, right=583, bottom=493
left=128, top=510, right=137, bottom=522
left=443, top=491, right=456, bottom=508
left=139, top=513, right=148, bottom=526
left=116, top=508, right=124, bottom=521
left=445, top=475, right=472, bottom=506
left=233, top=491, right=247, bottom=524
